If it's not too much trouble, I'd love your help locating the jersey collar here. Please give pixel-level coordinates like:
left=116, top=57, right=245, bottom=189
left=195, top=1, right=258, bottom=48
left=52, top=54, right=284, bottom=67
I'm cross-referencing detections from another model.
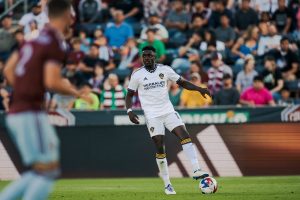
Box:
left=145, top=64, right=157, bottom=73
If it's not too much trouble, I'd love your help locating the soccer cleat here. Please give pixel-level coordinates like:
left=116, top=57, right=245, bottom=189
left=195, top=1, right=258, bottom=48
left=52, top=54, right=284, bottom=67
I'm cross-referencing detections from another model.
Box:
left=164, top=184, right=176, bottom=195
left=193, top=169, right=209, bottom=180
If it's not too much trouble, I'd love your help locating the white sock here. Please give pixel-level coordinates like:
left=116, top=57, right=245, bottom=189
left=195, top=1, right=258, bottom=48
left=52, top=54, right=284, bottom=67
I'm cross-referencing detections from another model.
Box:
left=156, top=157, right=171, bottom=187
left=182, top=142, right=201, bottom=172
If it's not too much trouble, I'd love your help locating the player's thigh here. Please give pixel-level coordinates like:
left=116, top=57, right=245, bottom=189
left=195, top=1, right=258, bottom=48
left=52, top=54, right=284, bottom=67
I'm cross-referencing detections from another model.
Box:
left=6, top=112, right=59, bottom=166
left=164, top=112, right=185, bottom=133
left=146, top=116, right=165, bottom=137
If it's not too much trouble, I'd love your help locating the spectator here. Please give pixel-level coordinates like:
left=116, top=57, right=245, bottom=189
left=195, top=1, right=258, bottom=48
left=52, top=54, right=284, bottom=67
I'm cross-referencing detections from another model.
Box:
left=189, top=61, right=209, bottom=84
left=165, top=0, right=190, bottom=45
left=269, top=37, right=299, bottom=80
left=24, top=20, right=39, bottom=41
left=104, top=10, right=133, bottom=49
left=73, top=82, right=100, bottom=110
left=89, top=63, right=105, bottom=92
left=93, top=27, right=104, bottom=43
left=180, top=73, right=212, bottom=108
left=257, top=23, right=282, bottom=56
left=139, top=28, right=166, bottom=63
left=69, top=38, right=85, bottom=65
left=277, top=87, right=296, bottom=105
left=235, top=0, right=259, bottom=33
left=272, top=0, right=292, bottom=34
left=79, top=30, right=92, bottom=54
left=260, top=11, right=271, bottom=23
left=231, top=25, right=259, bottom=74
left=209, top=0, right=234, bottom=28
left=62, top=60, right=85, bottom=87
left=18, top=2, right=48, bottom=34
left=109, top=0, right=143, bottom=22
left=207, top=52, right=233, bottom=95
left=140, top=13, right=169, bottom=43
left=100, top=74, right=127, bottom=109
left=0, top=15, right=16, bottom=61
left=78, top=0, right=102, bottom=23
left=187, top=15, right=206, bottom=38
left=143, top=0, right=168, bottom=19
left=13, top=29, right=25, bottom=48
left=95, top=36, right=114, bottom=63
left=169, top=82, right=182, bottom=107
left=235, top=56, right=258, bottom=93
left=172, top=32, right=202, bottom=73
left=215, top=14, right=235, bottom=49
left=214, top=74, right=240, bottom=105
left=78, top=43, right=108, bottom=80
left=253, top=0, right=281, bottom=14
left=240, top=75, right=276, bottom=106
left=192, top=0, right=211, bottom=25
left=200, top=29, right=225, bottom=55
left=262, top=56, right=284, bottom=100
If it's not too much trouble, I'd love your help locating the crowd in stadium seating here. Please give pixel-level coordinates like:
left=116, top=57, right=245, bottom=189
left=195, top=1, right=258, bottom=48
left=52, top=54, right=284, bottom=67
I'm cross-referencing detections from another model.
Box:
left=0, top=0, right=300, bottom=111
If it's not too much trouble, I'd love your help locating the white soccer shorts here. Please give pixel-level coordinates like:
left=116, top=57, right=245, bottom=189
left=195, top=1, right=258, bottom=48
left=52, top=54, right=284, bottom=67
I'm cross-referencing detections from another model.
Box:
left=145, top=112, right=184, bottom=137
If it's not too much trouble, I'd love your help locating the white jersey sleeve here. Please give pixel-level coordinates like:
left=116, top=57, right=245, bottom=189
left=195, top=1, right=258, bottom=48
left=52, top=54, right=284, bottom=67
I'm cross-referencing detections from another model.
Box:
left=166, top=66, right=181, bottom=82
left=128, top=72, right=139, bottom=92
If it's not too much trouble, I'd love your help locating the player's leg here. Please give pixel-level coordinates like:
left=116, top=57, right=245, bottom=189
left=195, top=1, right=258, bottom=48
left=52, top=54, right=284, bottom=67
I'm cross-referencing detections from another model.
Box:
left=147, top=117, right=176, bottom=195
left=165, top=112, right=209, bottom=180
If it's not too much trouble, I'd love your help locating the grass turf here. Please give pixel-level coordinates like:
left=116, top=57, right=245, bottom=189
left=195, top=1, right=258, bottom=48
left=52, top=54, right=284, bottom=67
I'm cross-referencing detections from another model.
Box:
left=0, top=176, right=299, bottom=200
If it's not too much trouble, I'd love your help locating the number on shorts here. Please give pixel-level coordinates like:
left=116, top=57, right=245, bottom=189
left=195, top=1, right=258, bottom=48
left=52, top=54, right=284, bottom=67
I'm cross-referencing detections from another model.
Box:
left=15, top=44, right=33, bottom=76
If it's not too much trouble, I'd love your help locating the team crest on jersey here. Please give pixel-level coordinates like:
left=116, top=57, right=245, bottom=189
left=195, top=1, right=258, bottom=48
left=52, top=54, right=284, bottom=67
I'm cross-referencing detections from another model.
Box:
left=159, top=73, right=164, bottom=79
left=150, top=127, right=155, bottom=132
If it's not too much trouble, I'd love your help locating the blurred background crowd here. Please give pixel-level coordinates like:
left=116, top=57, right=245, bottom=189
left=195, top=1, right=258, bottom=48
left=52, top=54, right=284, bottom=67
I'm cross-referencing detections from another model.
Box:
left=0, top=0, right=300, bottom=111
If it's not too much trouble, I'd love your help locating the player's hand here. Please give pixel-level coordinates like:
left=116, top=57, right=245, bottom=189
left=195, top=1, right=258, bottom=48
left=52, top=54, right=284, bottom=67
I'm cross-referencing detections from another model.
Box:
left=198, top=87, right=211, bottom=99
left=128, top=111, right=140, bottom=124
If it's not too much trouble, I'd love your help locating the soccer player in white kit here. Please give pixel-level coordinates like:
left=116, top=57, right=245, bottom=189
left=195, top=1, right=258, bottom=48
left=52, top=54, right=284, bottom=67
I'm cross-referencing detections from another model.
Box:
left=125, top=46, right=211, bottom=195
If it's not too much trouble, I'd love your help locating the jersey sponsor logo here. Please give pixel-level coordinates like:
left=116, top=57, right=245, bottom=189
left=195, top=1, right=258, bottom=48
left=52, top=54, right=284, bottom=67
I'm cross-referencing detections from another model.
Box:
left=159, top=73, right=164, bottom=79
left=143, top=81, right=165, bottom=90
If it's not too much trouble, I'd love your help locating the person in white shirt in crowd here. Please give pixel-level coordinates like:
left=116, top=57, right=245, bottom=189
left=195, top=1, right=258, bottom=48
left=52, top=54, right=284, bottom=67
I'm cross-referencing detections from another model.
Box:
left=19, top=2, right=49, bottom=34
left=257, top=23, right=282, bottom=56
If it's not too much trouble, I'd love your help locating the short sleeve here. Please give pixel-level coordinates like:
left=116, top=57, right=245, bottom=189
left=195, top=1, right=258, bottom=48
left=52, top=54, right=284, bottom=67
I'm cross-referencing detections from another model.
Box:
left=128, top=73, right=139, bottom=92
left=166, top=66, right=181, bottom=82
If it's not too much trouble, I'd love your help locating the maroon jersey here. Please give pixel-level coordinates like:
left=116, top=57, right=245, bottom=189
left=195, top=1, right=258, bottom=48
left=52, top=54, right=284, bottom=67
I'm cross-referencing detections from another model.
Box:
left=10, top=26, right=66, bottom=113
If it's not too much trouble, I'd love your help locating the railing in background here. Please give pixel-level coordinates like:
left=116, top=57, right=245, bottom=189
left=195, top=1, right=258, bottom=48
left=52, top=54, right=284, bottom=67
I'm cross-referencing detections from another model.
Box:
left=0, top=0, right=28, bottom=20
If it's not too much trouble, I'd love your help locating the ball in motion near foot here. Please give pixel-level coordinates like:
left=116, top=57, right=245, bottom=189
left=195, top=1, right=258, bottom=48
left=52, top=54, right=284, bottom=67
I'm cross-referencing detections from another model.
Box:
left=199, top=177, right=218, bottom=194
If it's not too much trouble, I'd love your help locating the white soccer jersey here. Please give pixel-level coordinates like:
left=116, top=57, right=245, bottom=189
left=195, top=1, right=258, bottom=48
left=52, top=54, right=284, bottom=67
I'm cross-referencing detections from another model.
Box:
left=128, top=64, right=181, bottom=119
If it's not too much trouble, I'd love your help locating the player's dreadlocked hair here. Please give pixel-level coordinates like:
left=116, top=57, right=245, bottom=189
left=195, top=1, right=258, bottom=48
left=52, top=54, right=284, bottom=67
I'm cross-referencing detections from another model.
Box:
left=48, top=0, right=71, bottom=18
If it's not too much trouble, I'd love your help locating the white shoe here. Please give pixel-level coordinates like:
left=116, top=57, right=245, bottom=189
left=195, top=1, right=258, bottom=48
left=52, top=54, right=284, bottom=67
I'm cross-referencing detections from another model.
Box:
left=164, top=184, right=176, bottom=195
left=193, top=169, right=209, bottom=180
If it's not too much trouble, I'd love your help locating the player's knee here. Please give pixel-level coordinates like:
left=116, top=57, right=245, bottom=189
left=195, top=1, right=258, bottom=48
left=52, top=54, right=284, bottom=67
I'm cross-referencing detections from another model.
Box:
left=32, top=162, right=61, bottom=179
left=180, top=137, right=192, bottom=145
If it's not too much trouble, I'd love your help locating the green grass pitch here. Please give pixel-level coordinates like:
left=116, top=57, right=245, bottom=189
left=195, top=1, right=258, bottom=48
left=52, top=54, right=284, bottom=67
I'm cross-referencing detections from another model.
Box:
left=0, top=176, right=299, bottom=200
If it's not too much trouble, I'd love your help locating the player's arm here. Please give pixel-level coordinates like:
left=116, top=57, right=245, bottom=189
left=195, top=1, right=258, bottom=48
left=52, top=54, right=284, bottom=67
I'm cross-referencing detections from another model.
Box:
left=44, top=61, right=80, bottom=97
left=3, top=51, right=19, bottom=86
left=125, top=89, right=139, bottom=124
left=177, top=78, right=211, bottom=99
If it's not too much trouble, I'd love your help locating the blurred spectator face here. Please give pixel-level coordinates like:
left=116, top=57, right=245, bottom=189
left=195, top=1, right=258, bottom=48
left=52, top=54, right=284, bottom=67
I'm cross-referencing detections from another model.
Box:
left=280, top=39, right=289, bottom=52
left=264, top=59, right=276, bottom=72
left=72, top=40, right=81, bottom=51
left=173, top=1, right=184, bottom=11
left=192, top=32, right=201, bottom=43
left=223, top=77, right=233, bottom=88
left=114, top=10, right=125, bottom=24
left=259, top=22, right=269, bottom=36
left=215, top=1, right=224, bottom=11
left=194, top=1, right=205, bottom=11
left=149, top=15, right=160, bottom=25
left=268, top=24, right=278, bottom=36
left=260, top=12, right=270, bottom=23
left=97, top=36, right=107, bottom=46
left=146, top=30, right=156, bottom=43
left=281, top=89, right=290, bottom=100
left=204, top=31, right=212, bottom=42
left=94, top=65, right=104, bottom=76
left=67, top=63, right=76, bottom=72
left=32, top=5, right=42, bottom=16
left=190, top=63, right=200, bottom=73
left=1, top=16, right=12, bottom=29
left=241, top=0, right=250, bottom=10
left=220, top=15, right=230, bottom=27
left=190, top=73, right=201, bottom=85
left=80, top=84, right=92, bottom=95
left=90, top=45, right=99, bottom=57
left=15, top=31, right=24, bottom=44
left=108, top=74, right=119, bottom=88
left=94, top=29, right=103, bottom=39
left=253, top=80, right=264, bottom=90
left=79, top=31, right=87, bottom=39
left=192, top=16, right=205, bottom=28
left=251, top=27, right=260, bottom=40
left=245, top=58, right=255, bottom=71
left=278, top=0, right=286, bottom=9
left=211, top=58, right=221, bottom=68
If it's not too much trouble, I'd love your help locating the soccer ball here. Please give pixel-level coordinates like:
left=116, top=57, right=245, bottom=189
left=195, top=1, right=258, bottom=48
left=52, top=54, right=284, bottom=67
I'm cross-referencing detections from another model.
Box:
left=199, top=177, right=218, bottom=194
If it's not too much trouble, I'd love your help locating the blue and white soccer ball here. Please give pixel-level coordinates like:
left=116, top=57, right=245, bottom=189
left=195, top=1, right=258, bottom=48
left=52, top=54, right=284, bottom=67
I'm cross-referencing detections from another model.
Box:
left=199, top=177, right=218, bottom=194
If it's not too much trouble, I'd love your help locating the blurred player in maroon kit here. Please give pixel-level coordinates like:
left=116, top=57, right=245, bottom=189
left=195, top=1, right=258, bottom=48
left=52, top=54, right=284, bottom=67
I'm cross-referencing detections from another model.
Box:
left=0, top=1, right=87, bottom=200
